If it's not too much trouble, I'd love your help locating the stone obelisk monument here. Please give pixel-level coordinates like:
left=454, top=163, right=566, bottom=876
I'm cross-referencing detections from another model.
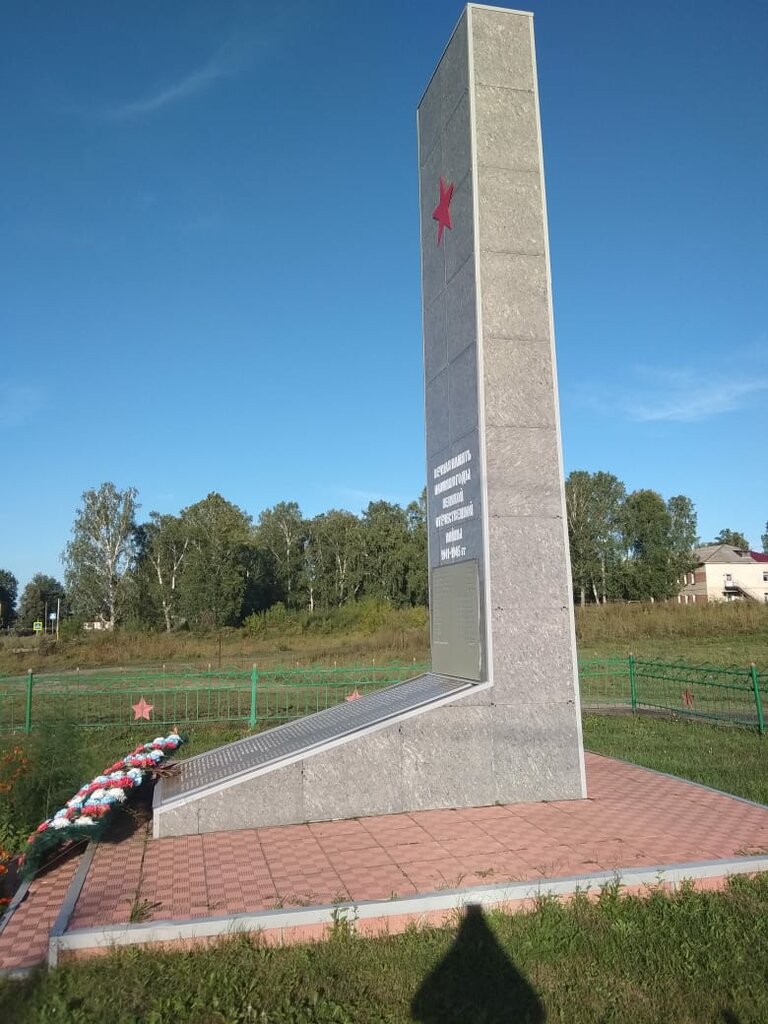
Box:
left=153, top=4, right=584, bottom=839
left=417, top=3, right=585, bottom=799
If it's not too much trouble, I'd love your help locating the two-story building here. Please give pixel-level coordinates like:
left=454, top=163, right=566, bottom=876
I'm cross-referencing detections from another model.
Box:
left=678, top=545, right=768, bottom=604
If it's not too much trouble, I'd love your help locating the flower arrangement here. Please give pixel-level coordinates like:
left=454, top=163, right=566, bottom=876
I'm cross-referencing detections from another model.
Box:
left=19, top=730, right=184, bottom=880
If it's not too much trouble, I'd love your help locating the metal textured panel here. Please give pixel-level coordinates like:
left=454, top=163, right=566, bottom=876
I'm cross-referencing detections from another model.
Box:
left=159, top=674, right=471, bottom=805
left=431, top=561, right=482, bottom=680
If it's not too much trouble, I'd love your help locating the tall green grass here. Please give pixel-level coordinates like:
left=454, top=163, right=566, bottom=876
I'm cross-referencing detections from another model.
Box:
left=2, top=876, right=768, bottom=1022
left=0, top=601, right=430, bottom=676
left=576, top=600, right=768, bottom=666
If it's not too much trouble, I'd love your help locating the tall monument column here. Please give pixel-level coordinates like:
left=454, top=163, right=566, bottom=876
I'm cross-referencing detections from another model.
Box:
left=418, top=4, right=586, bottom=797
left=153, top=4, right=584, bottom=839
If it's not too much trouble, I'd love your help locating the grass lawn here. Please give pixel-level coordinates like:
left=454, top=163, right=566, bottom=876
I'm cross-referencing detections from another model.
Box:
left=575, top=601, right=768, bottom=669
left=579, top=633, right=768, bottom=668
left=2, top=875, right=767, bottom=1023
left=583, top=713, right=768, bottom=805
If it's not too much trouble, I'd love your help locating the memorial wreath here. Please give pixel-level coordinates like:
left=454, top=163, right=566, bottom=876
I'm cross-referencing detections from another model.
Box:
left=20, top=730, right=184, bottom=879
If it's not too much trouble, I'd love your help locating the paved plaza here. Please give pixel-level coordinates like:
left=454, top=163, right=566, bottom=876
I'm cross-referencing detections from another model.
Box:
left=2, top=752, right=767, bottom=972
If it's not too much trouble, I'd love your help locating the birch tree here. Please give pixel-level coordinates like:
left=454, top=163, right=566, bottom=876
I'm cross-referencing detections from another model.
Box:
left=63, top=483, right=139, bottom=627
left=140, top=513, right=189, bottom=632
left=257, top=502, right=305, bottom=607
left=565, top=471, right=625, bottom=605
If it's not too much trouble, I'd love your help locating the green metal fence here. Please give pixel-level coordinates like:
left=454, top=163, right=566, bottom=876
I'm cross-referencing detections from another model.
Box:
left=0, top=657, right=764, bottom=735
left=0, top=663, right=430, bottom=734
left=579, top=656, right=765, bottom=733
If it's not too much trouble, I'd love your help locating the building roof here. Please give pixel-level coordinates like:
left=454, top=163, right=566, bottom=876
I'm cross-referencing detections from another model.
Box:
left=694, top=544, right=768, bottom=565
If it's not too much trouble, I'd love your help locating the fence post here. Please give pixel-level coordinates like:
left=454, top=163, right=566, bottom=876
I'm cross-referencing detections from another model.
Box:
left=25, top=670, right=34, bottom=734
left=750, top=663, right=764, bottom=736
left=629, top=654, right=637, bottom=713
left=249, top=664, right=258, bottom=728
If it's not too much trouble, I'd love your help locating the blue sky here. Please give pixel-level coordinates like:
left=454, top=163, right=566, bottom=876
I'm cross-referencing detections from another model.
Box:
left=1, top=0, right=766, bottom=591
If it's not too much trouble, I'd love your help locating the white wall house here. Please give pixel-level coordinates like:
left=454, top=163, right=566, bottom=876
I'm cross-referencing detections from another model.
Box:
left=678, top=545, right=768, bottom=604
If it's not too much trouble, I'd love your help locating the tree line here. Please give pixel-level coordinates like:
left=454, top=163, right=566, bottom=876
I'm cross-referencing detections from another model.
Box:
left=15, top=484, right=427, bottom=632
left=1, top=477, right=766, bottom=631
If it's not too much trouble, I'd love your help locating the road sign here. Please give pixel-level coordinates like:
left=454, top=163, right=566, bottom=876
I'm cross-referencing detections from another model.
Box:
left=33, top=621, right=43, bottom=633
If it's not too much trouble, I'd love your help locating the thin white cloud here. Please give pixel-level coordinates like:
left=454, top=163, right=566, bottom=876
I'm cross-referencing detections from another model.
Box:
left=627, top=371, right=768, bottom=423
left=102, top=51, right=235, bottom=121
left=95, top=13, right=286, bottom=123
left=66, top=8, right=299, bottom=124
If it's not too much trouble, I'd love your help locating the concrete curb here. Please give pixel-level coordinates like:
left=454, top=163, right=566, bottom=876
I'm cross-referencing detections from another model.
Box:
left=48, top=843, right=97, bottom=967
left=51, top=854, right=768, bottom=958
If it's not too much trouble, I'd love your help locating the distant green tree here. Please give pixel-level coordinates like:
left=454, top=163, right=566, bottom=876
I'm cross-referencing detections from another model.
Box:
left=360, top=501, right=412, bottom=606
left=301, top=509, right=365, bottom=610
left=135, top=513, right=189, bottom=632
left=405, top=490, right=428, bottom=606
left=0, top=569, right=18, bottom=629
left=257, top=502, right=306, bottom=608
left=666, top=495, right=698, bottom=578
left=619, top=489, right=679, bottom=601
left=713, top=528, right=750, bottom=550
left=17, top=574, right=66, bottom=630
left=178, top=493, right=254, bottom=629
left=565, top=471, right=626, bottom=605
left=62, top=483, right=139, bottom=627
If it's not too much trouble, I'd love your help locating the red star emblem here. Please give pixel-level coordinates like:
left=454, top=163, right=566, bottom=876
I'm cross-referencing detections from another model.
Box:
left=132, top=696, right=154, bottom=720
left=432, top=176, right=454, bottom=245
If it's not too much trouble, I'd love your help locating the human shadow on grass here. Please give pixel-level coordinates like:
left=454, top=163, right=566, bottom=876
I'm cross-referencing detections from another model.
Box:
left=411, top=903, right=545, bottom=1023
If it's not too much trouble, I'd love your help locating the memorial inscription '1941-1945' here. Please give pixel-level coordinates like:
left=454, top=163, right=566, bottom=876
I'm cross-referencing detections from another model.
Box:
left=432, top=446, right=475, bottom=563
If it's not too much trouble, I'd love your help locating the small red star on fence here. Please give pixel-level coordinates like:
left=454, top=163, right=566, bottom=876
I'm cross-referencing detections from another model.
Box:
left=132, top=696, right=154, bottom=720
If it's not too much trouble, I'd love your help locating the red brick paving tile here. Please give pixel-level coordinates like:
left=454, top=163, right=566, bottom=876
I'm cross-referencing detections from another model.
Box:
left=413, top=808, right=463, bottom=822
left=388, top=839, right=455, bottom=864
left=423, top=820, right=490, bottom=841
left=345, top=878, right=418, bottom=901
left=308, top=819, right=366, bottom=837
left=456, top=805, right=517, bottom=823
left=315, top=832, right=384, bottom=853
left=480, top=820, right=553, bottom=845
left=401, top=854, right=461, bottom=880
left=0, top=852, right=86, bottom=968
left=324, top=845, right=396, bottom=869
left=440, top=834, right=506, bottom=857
left=456, top=853, right=534, bottom=879
left=364, top=823, right=432, bottom=844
